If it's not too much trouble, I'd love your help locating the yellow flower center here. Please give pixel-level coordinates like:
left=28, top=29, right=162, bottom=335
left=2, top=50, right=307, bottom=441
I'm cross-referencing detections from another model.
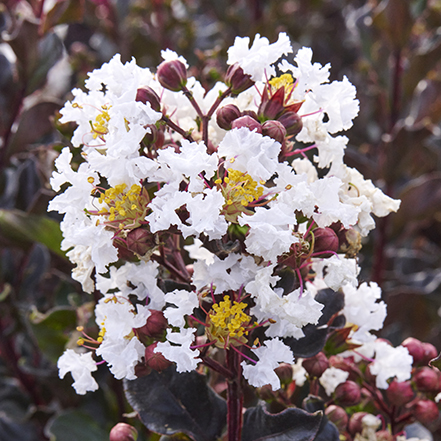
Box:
left=269, top=73, right=299, bottom=106
left=215, top=168, right=264, bottom=223
left=207, top=295, right=251, bottom=348
left=93, top=183, right=150, bottom=231
left=90, top=105, right=111, bottom=139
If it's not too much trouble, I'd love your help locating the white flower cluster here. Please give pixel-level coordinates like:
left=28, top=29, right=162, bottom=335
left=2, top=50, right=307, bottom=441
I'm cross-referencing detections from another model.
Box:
left=50, top=33, right=404, bottom=395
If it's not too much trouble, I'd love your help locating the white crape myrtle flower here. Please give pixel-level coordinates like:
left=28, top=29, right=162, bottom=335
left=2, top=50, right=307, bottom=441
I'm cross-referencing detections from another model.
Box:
left=292, top=359, right=307, bottom=387
left=96, top=337, right=145, bottom=380
left=227, top=32, right=292, bottom=82
left=58, top=349, right=99, bottom=395
left=369, top=341, right=413, bottom=389
left=246, top=265, right=324, bottom=339
left=319, top=367, right=349, bottom=396
left=155, top=328, right=200, bottom=373
left=193, top=253, right=260, bottom=295
left=313, top=255, right=360, bottom=291
left=95, top=261, right=165, bottom=310
left=241, top=338, right=294, bottom=390
left=218, top=127, right=282, bottom=182
left=184, top=238, right=215, bottom=265
left=342, top=282, right=387, bottom=343
left=163, top=290, right=199, bottom=328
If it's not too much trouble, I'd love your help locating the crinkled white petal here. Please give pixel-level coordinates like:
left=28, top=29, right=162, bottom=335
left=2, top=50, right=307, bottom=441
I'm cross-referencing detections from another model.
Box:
left=319, top=367, right=349, bottom=395
left=163, top=290, right=199, bottom=328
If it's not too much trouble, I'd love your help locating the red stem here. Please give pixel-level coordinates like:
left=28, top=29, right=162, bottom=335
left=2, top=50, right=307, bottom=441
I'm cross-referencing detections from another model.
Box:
left=226, top=348, right=243, bottom=441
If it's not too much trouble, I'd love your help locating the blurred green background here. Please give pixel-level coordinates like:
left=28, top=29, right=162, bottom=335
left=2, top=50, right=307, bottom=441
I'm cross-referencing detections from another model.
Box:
left=1, top=0, right=441, bottom=439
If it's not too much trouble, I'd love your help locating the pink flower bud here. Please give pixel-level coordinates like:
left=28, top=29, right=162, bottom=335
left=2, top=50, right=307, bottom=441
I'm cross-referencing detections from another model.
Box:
left=311, top=227, right=339, bottom=256
left=334, top=381, right=361, bottom=407
left=376, top=430, right=394, bottom=441
left=231, top=115, right=262, bottom=133
left=386, top=380, right=414, bottom=406
left=225, top=63, right=254, bottom=94
left=348, top=412, right=368, bottom=436
left=136, top=310, right=168, bottom=340
left=277, top=111, right=303, bottom=136
left=414, top=367, right=440, bottom=392
left=413, top=399, right=439, bottom=424
left=126, top=228, right=157, bottom=256
left=144, top=343, right=172, bottom=372
left=135, top=86, right=161, bottom=112
left=302, top=352, right=329, bottom=378
left=216, top=104, right=241, bottom=130
left=157, top=59, right=187, bottom=91
left=325, top=405, right=348, bottom=432
left=402, top=337, right=425, bottom=364
left=274, top=363, right=293, bottom=385
left=109, top=423, right=138, bottom=441
left=262, top=120, right=287, bottom=143
left=422, top=342, right=438, bottom=365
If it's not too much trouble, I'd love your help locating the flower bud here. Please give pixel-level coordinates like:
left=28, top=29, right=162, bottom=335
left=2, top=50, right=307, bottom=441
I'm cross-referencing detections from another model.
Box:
left=262, top=120, right=286, bottom=143
left=231, top=115, right=262, bottom=133
left=157, top=59, right=187, bottom=91
left=402, top=337, right=425, bottom=364
left=225, top=63, right=254, bottom=94
left=126, top=228, right=157, bottom=256
left=386, top=380, right=414, bottom=405
left=414, top=367, right=440, bottom=392
left=277, top=111, right=303, bottom=136
left=109, top=423, right=138, bottom=441
left=144, top=342, right=172, bottom=372
left=302, top=352, right=329, bottom=378
left=334, top=381, right=361, bottom=407
left=258, top=87, right=285, bottom=120
left=135, top=86, right=161, bottom=112
left=422, top=342, right=438, bottom=365
left=325, top=405, right=348, bottom=432
left=348, top=412, right=368, bottom=436
left=413, top=399, right=439, bottom=424
left=137, top=310, right=168, bottom=340
left=259, top=384, right=275, bottom=401
left=216, top=104, right=241, bottom=130
left=311, top=227, right=339, bottom=256
left=275, top=363, right=293, bottom=385
left=375, top=430, right=394, bottom=441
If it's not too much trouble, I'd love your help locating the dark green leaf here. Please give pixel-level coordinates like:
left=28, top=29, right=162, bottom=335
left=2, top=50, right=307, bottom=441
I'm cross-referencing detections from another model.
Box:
left=7, top=101, right=61, bottom=157
left=0, top=209, right=65, bottom=257
left=29, top=306, right=77, bottom=362
left=302, top=396, right=339, bottom=441
left=124, top=366, right=227, bottom=441
left=241, top=404, right=322, bottom=441
left=45, top=410, right=108, bottom=441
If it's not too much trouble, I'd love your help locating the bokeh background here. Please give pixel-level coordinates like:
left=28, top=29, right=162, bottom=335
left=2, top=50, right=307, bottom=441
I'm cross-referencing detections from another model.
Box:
left=1, top=0, right=441, bottom=439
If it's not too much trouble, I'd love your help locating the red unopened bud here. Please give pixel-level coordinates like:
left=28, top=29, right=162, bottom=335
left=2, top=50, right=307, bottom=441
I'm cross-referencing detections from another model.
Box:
left=386, top=380, right=414, bottom=405
left=348, top=412, right=368, bottom=436
left=225, top=63, right=254, bottom=94
left=135, top=86, right=161, bottom=112
left=259, top=384, right=275, bottom=401
left=402, top=337, right=425, bottom=364
left=422, top=342, right=438, bottom=365
left=258, top=87, right=285, bottom=120
left=157, top=59, right=187, bottom=91
left=137, top=310, right=168, bottom=340
left=216, top=104, right=241, bottom=130
left=302, top=352, right=329, bottom=378
left=144, top=342, right=172, bottom=372
left=231, top=115, right=262, bottom=133
left=376, top=430, right=394, bottom=441
left=414, top=367, right=440, bottom=392
left=334, top=380, right=361, bottom=407
left=277, top=111, right=303, bottom=136
left=262, top=120, right=287, bottom=143
left=325, top=405, right=348, bottom=432
left=413, top=399, right=439, bottom=424
left=109, top=423, right=138, bottom=441
left=311, top=227, right=339, bottom=256
left=126, top=228, right=157, bottom=256
left=274, top=363, right=293, bottom=385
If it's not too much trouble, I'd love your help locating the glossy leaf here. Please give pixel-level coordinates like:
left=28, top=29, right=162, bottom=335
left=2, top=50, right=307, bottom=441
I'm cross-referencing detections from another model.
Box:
left=241, top=404, right=322, bottom=441
left=46, top=411, right=108, bottom=441
left=29, top=306, right=77, bottom=362
left=302, top=396, right=339, bottom=441
left=124, top=366, right=227, bottom=441
left=0, top=209, right=65, bottom=257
